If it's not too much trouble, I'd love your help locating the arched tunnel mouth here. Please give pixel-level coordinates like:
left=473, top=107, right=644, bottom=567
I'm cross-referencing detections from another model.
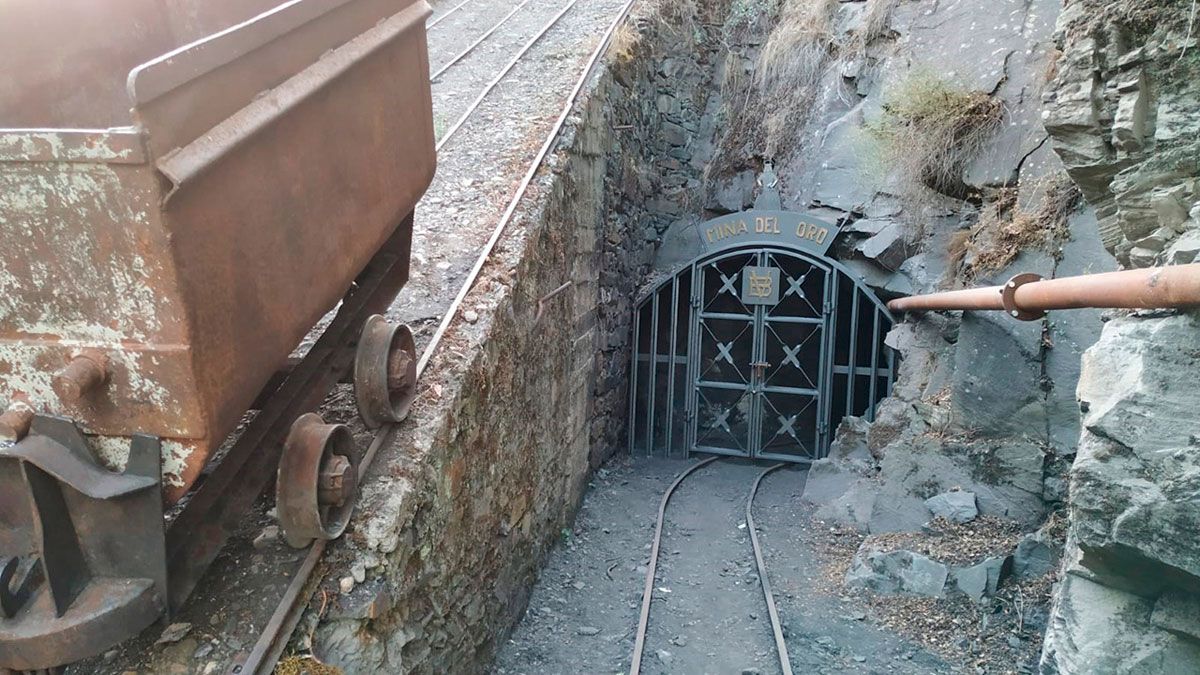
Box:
left=630, top=239, right=896, bottom=463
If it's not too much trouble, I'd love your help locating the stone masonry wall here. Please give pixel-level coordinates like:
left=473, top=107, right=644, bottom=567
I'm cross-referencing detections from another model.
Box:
left=308, top=16, right=706, bottom=674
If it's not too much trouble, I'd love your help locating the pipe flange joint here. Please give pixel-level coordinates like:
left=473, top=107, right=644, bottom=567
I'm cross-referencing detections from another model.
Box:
left=1000, top=273, right=1045, bottom=321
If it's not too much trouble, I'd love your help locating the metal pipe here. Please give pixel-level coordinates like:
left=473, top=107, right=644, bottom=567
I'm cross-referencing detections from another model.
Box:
left=887, top=263, right=1200, bottom=320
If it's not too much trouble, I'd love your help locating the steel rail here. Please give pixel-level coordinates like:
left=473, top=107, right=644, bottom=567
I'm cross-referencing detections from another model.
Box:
left=630, top=459, right=797, bottom=675
left=747, top=463, right=793, bottom=675
left=427, top=0, right=475, bottom=29
left=629, top=457, right=720, bottom=675
left=230, top=429, right=395, bottom=675
left=430, top=0, right=535, bottom=81
left=434, top=0, right=581, bottom=153
left=887, top=263, right=1200, bottom=320
left=236, top=2, right=641, bottom=671
left=421, top=0, right=640, bottom=374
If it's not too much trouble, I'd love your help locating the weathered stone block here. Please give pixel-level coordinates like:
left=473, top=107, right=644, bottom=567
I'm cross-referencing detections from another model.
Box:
left=950, top=555, right=1011, bottom=602
left=950, top=312, right=1045, bottom=438
left=924, top=491, right=979, bottom=523
left=855, top=221, right=908, bottom=271
left=1013, top=530, right=1062, bottom=579
left=1164, top=228, right=1200, bottom=264
left=1151, top=590, right=1200, bottom=643
left=845, top=546, right=949, bottom=597
left=813, top=482, right=877, bottom=532
left=1041, top=574, right=1200, bottom=674
left=828, top=415, right=871, bottom=463
left=803, top=459, right=860, bottom=505
left=870, top=436, right=1045, bottom=532
left=1077, top=313, right=1200, bottom=456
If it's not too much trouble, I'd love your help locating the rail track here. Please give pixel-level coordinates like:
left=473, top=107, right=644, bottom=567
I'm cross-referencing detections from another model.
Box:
left=224, top=0, right=641, bottom=672
left=427, top=0, right=475, bottom=29
left=629, top=459, right=795, bottom=675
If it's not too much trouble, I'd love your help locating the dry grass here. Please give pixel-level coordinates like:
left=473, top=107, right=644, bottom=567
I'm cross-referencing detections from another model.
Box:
left=860, top=0, right=900, bottom=47
left=865, top=71, right=1004, bottom=202
left=954, top=174, right=1082, bottom=284
left=607, top=22, right=638, bottom=63
left=654, top=0, right=702, bottom=38
left=753, top=0, right=839, bottom=158
left=707, top=51, right=764, bottom=182
left=757, top=0, right=838, bottom=94
left=276, top=655, right=343, bottom=675
left=946, top=229, right=973, bottom=273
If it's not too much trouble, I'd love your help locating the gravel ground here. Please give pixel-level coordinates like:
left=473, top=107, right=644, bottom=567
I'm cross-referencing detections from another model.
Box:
left=491, top=457, right=949, bottom=675
left=384, top=0, right=628, bottom=349
left=75, top=2, right=632, bottom=672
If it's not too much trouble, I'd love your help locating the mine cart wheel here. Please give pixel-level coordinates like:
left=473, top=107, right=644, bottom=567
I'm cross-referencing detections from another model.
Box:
left=276, top=413, right=362, bottom=549
left=354, top=315, right=418, bottom=428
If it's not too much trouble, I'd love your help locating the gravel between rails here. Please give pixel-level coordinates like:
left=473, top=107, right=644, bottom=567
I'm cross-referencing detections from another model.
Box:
left=387, top=0, right=629, bottom=348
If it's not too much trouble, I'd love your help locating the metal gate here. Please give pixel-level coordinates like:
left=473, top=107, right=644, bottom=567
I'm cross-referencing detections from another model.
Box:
left=630, top=243, right=895, bottom=462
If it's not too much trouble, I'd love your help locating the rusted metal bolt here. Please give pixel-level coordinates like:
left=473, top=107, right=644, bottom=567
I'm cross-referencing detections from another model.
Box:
left=386, top=349, right=414, bottom=395
left=317, top=454, right=357, bottom=507
left=0, top=403, right=34, bottom=443
left=52, top=352, right=108, bottom=404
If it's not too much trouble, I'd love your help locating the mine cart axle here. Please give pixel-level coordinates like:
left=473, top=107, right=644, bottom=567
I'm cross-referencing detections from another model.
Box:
left=886, top=263, right=1200, bottom=320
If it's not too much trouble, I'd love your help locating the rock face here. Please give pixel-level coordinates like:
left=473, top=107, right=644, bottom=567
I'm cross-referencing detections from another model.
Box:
left=1036, top=3, right=1200, bottom=670
left=1070, top=313, right=1200, bottom=591
left=1040, top=312, right=1200, bottom=673
left=924, top=491, right=979, bottom=524
left=1042, top=0, right=1200, bottom=268
left=1042, top=574, right=1200, bottom=674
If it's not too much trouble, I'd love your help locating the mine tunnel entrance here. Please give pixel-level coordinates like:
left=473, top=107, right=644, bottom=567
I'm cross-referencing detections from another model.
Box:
left=630, top=211, right=896, bottom=462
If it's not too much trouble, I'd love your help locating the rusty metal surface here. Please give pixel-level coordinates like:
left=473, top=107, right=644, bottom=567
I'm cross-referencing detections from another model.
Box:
left=0, top=404, right=33, bottom=443
left=887, top=263, right=1200, bottom=319
left=999, top=273, right=1046, bottom=321
left=0, top=0, right=282, bottom=128
left=0, top=417, right=166, bottom=671
left=276, top=414, right=361, bottom=549
left=354, top=316, right=418, bottom=428
left=164, top=218, right=413, bottom=612
left=0, top=0, right=435, bottom=504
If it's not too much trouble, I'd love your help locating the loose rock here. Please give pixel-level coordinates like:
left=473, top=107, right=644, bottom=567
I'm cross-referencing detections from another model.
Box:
left=924, top=491, right=979, bottom=524
left=155, top=622, right=192, bottom=646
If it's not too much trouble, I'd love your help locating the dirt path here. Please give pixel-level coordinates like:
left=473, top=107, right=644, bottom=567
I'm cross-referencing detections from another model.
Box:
left=492, top=457, right=949, bottom=674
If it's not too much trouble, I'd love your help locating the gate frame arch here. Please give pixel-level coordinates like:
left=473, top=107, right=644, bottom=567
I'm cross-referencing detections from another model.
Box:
left=629, top=210, right=897, bottom=462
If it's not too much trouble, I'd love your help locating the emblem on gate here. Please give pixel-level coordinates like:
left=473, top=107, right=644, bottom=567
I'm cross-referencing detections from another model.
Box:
left=741, top=266, right=780, bottom=305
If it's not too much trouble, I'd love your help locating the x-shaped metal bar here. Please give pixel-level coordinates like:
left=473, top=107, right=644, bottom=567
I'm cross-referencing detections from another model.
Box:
left=784, top=274, right=807, bottom=299
left=782, top=344, right=803, bottom=370
left=719, top=272, right=738, bottom=296
left=715, top=341, right=736, bottom=366
left=713, top=407, right=732, bottom=434
left=777, top=414, right=799, bottom=441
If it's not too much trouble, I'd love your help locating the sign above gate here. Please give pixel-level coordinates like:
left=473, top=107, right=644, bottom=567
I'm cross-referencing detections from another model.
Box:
left=693, top=210, right=841, bottom=258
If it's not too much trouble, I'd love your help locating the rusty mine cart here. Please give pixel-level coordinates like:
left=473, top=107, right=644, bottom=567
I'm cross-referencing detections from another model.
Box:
left=0, top=0, right=436, bottom=669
